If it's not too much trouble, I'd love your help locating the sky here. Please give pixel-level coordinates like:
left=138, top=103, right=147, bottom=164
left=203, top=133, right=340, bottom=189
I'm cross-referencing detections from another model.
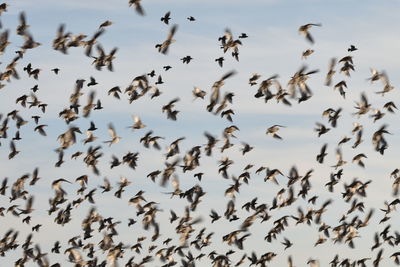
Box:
left=1, top=0, right=400, bottom=266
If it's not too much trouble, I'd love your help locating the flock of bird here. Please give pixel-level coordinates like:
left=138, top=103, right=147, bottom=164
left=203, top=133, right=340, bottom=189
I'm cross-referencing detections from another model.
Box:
left=0, top=1, right=399, bottom=267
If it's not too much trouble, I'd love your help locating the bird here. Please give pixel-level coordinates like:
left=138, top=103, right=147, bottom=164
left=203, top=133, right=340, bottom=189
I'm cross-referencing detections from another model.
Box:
left=314, top=122, right=330, bottom=137
left=338, top=136, right=351, bottom=146
left=162, top=98, right=180, bottom=120
left=87, top=76, right=98, bottom=86
left=84, top=29, right=105, bottom=57
left=161, top=11, right=171, bottom=24
left=104, top=123, right=121, bottom=146
left=129, top=0, right=145, bottom=15
left=108, top=86, right=121, bottom=99
left=209, top=209, right=221, bottom=223
left=215, top=57, right=224, bottom=67
left=316, top=143, right=328, bottom=163
left=51, top=178, right=71, bottom=195
left=181, top=55, right=193, bottom=64
left=0, top=177, right=8, bottom=195
left=157, top=24, right=178, bottom=54
left=240, top=142, right=253, bottom=155
left=373, top=249, right=383, bottom=266
left=348, top=44, right=358, bottom=52
left=16, top=12, right=29, bottom=36
left=0, top=3, right=8, bottom=15
left=192, top=87, right=206, bottom=100
left=54, top=149, right=65, bottom=167
left=31, top=84, right=39, bottom=92
left=249, top=73, right=261, bottom=86
left=128, top=115, right=146, bottom=130
left=87, top=121, right=97, bottom=131
left=207, top=70, right=237, bottom=112
left=281, top=237, right=293, bottom=250
left=100, top=177, right=112, bottom=193
left=265, top=168, right=283, bottom=184
left=29, top=167, right=40, bottom=186
left=83, top=130, right=97, bottom=144
left=34, top=124, right=48, bottom=136
left=266, top=125, right=285, bottom=139
left=298, top=23, right=322, bottom=44
left=325, top=58, right=336, bottom=86
left=154, top=75, right=164, bottom=86
left=8, top=141, right=19, bottom=159
left=163, top=65, right=172, bottom=71
left=332, top=148, right=347, bottom=169
left=99, top=20, right=113, bottom=29
left=302, top=49, right=314, bottom=59
left=383, top=101, right=397, bottom=113
left=51, top=68, right=60, bottom=74
left=94, top=99, right=103, bottom=110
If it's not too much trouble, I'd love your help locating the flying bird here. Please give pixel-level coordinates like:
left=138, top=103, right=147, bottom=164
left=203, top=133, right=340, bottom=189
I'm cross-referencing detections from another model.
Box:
left=298, top=23, right=322, bottom=44
left=161, top=11, right=171, bottom=24
left=129, top=0, right=145, bottom=15
left=157, top=24, right=178, bottom=54
left=104, top=123, right=121, bottom=146
left=99, top=20, right=113, bottom=29
left=266, top=125, right=285, bottom=139
left=316, top=143, right=328, bottom=163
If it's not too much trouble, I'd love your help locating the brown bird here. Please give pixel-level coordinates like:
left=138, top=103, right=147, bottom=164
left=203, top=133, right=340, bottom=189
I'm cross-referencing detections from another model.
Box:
left=354, top=92, right=371, bottom=117
left=34, top=124, right=47, bottom=136
left=240, top=142, right=253, bottom=155
left=157, top=24, right=178, bottom=54
left=129, top=115, right=146, bottom=130
left=30, top=167, right=40, bottom=186
left=104, top=123, right=121, bottom=146
left=129, top=0, right=145, bottom=15
left=162, top=98, right=180, bottom=121
left=266, top=125, right=285, bottom=139
left=298, top=23, right=321, bottom=44
left=16, top=12, right=29, bottom=36
left=84, top=29, right=104, bottom=57
left=383, top=101, right=397, bottom=113
left=315, top=122, right=330, bottom=137
left=108, top=86, right=121, bottom=99
left=192, top=87, right=206, bottom=100
left=100, top=177, right=112, bottom=193
left=207, top=70, right=236, bottom=112
left=0, top=3, right=8, bottom=15
left=332, top=148, right=347, bottom=169
left=8, top=141, right=20, bottom=159
left=302, top=49, right=314, bottom=59
left=99, top=20, right=113, bottom=29
left=325, top=58, right=336, bottom=86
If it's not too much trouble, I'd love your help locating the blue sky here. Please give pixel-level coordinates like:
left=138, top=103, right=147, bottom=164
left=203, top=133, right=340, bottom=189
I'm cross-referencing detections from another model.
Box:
left=1, top=0, right=400, bottom=266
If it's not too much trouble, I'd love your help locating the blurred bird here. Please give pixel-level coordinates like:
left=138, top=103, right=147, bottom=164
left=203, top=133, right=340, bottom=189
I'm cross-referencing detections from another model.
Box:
left=298, top=23, right=321, bottom=44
